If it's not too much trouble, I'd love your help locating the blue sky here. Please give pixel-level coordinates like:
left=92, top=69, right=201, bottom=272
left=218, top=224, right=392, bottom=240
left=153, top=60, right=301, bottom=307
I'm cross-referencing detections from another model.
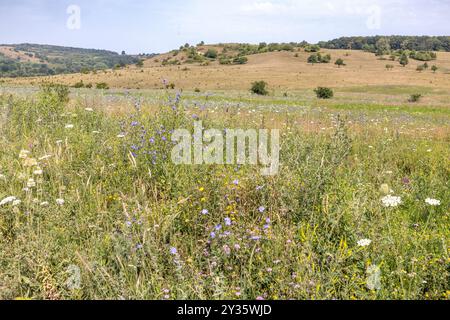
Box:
left=1, top=0, right=449, bottom=54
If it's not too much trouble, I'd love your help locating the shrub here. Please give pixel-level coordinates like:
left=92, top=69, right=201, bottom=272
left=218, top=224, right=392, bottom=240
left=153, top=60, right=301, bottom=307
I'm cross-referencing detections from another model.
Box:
left=314, top=87, right=334, bottom=99
left=408, top=94, right=422, bottom=102
left=251, top=81, right=269, bottom=95
left=399, top=54, right=409, bottom=67
left=73, top=81, right=85, bottom=88
left=335, top=58, right=345, bottom=67
left=96, top=82, right=109, bottom=90
left=233, top=56, right=248, bottom=65
left=416, top=65, right=424, bottom=72
left=385, top=64, right=394, bottom=71
left=204, top=49, right=218, bottom=59
left=431, top=65, right=438, bottom=73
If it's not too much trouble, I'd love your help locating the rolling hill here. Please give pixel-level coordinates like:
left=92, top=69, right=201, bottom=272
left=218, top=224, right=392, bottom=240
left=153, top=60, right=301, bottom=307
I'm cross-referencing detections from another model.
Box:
left=5, top=43, right=450, bottom=96
left=0, top=43, right=149, bottom=77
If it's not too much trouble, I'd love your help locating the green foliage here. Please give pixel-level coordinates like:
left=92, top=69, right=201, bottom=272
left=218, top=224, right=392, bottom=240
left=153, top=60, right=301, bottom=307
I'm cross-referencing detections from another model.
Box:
left=320, top=36, right=450, bottom=52
left=0, top=44, right=144, bottom=77
left=409, top=93, right=423, bottom=102
left=335, top=58, right=346, bottom=67
left=307, top=53, right=331, bottom=64
left=399, top=54, right=409, bottom=67
left=204, top=49, right=218, bottom=59
left=305, top=45, right=321, bottom=52
left=232, top=56, right=248, bottom=65
left=431, top=65, right=438, bottom=73
left=409, top=51, right=437, bottom=61
left=96, top=82, right=109, bottom=90
left=250, top=81, right=269, bottom=95
left=314, top=87, right=334, bottom=99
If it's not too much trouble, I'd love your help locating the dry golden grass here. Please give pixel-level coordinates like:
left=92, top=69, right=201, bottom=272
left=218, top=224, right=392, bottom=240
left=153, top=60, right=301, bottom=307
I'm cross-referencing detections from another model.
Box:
left=0, top=46, right=41, bottom=63
left=5, top=48, right=450, bottom=94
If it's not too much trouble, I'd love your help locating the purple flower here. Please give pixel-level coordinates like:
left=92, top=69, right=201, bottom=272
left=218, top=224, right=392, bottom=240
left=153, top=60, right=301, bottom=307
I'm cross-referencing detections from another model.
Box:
left=233, top=179, right=239, bottom=185
left=215, top=224, right=222, bottom=231
left=169, top=247, right=177, bottom=255
left=210, top=232, right=216, bottom=239
left=201, top=209, right=209, bottom=215
left=225, top=217, right=232, bottom=226
left=131, top=121, right=139, bottom=127
left=251, top=236, right=262, bottom=241
left=258, top=206, right=266, bottom=213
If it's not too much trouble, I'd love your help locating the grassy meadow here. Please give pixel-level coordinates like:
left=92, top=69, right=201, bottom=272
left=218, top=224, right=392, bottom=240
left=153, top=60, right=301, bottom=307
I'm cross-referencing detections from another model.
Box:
left=0, top=81, right=448, bottom=300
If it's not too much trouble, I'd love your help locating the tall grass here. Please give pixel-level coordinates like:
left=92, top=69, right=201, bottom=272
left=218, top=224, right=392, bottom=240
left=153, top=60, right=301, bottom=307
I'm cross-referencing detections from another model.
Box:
left=0, top=86, right=448, bottom=300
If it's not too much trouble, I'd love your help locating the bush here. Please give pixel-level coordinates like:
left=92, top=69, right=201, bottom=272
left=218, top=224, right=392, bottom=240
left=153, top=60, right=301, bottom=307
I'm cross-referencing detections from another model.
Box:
left=233, top=56, right=248, bottom=65
left=73, top=81, right=85, bottom=88
left=408, top=94, right=422, bottom=103
left=335, top=58, right=345, bottom=67
left=251, top=81, right=269, bottom=95
left=314, top=87, right=334, bottom=99
left=96, top=82, right=109, bottom=90
left=204, top=49, right=218, bottom=59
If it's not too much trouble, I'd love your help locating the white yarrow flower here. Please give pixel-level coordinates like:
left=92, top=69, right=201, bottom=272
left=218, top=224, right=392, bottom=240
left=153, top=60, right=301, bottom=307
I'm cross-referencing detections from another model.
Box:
left=117, top=134, right=126, bottom=138
left=357, top=239, right=372, bottom=247
left=0, top=196, right=17, bottom=206
left=425, top=198, right=441, bottom=206
left=85, top=108, right=94, bottom=112
left=12, top=200, right=22, bottom=206
left=27, top=178, right=36, bottom=188
left=56, top=198, right=65, bottom=205
left=19, top=150, right=30, bottom=159
left=65, top=124, right=74, bottom=129
left=381, top=195, right=402, bottom=207
left=40, top=201, right=49, bottom=207
left=33, top=169, right=43, bottom=175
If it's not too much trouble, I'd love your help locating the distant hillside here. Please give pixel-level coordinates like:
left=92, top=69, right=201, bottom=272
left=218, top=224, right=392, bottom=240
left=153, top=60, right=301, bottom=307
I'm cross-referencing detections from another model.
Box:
left=0, top=44, right=152, bottom=78
left=318, top=36, right=450, bottom=52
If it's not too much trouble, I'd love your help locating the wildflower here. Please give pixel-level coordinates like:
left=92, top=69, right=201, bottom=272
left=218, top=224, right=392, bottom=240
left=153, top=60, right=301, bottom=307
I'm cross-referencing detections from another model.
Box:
left=233, top=179, right=239, bottom=185
left=65, top=124, right=74, bottom=129
left=379, top=184, right=390, bottom=195
left=0, top=174, right=5, bottom=180
left=33, top=169, right=43, bottom=175
left=136, top=244, right=143, bottom=250
left=224, top=217, right=232, bottom=226
left=40, top=201, right=49, bottom=207
left=19, top=150, right=30, bottom=159
left=0, top=196, right=17, bottom=206
left=117, top=134, right=126, bottom=138
left=201, top=209, right=209, bottom=215
left=425, top=198, right=441, bottom=206
left=266, top=268, right=273, bottom=273
left=169, top=247, right=178, bottom=255
left=223, top=245, right=231, bottom=255
left=234, top=244, right=241, bottom=251
left=215, top=224, right=222, bottom=231
left=381, top=195, right=402, bottom=207
left=366, top=265, right=382, bottom=290
left=357, top=239, right=372, bottom=247
left=27, top=178, right=36, bottom=188
left=23, top=158, right=38, bottom=167
left=258, top=206, right=266, bottom=213
left=251, top=236, right=262, bottom=241
left=256, top=185, right=264, bottom=191
left=210, top=232, right=216, bottom=239
left=56, top=198, right=65, bottom=206
left=84, top=108, right=94, bottom=112
left=256, top=296, right=265, bottom=300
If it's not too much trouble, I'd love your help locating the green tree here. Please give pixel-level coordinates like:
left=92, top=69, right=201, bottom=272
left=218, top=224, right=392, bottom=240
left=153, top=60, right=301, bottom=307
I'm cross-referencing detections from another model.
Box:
left=375, top=38, right=391, bottom=56
left=399, top=54, right=409, bottom=67
left=431, top=65, right=438, bottom=73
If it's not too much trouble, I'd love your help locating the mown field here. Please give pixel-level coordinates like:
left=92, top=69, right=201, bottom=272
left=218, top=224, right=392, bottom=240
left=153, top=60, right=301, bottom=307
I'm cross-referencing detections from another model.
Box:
left=0, top=83, right=448, bottom=300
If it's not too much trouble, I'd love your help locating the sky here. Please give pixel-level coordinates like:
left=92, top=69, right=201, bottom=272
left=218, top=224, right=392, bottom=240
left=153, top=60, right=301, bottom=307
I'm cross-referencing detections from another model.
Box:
left=0, top=0, right=449, bottom=54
